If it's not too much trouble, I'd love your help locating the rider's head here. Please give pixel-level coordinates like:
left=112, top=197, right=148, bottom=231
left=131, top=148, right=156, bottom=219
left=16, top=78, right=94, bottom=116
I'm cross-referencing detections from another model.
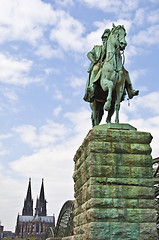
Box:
left=101, top=28, right=110, bottom=45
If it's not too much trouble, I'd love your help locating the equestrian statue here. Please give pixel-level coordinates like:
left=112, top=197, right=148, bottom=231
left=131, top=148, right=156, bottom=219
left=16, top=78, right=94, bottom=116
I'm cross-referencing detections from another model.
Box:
left=84, top=23, right=139, bottom=127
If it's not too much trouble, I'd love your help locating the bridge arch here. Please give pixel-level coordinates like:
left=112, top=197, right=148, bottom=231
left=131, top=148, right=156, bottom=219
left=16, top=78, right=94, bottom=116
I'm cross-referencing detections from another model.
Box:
left=46, top=200, right=74, bottom=238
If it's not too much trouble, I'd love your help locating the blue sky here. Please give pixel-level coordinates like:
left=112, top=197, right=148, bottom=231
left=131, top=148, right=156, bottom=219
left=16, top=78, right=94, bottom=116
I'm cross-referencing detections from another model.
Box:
left=0, top=0, right=159, bottom=231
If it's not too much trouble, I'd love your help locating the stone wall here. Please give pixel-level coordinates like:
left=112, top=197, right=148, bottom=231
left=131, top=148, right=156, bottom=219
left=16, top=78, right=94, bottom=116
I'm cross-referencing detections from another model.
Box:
left=62, top=237, right=74, bottom=240
left=47, top=237, right=74, bottom=240
left=73, top=124, right=157, bottom=240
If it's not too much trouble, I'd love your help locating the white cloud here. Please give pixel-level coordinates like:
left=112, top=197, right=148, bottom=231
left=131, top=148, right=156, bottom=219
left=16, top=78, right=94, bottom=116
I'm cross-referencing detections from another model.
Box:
left=0, top=175, right=26, bottom=231
left=35, top=44, right=63, bottom=59
left=120, top=91, right=159, bottom=122
left=0, top=0, right=56, bottom=45
left=149, top=0, right=159, bottom=3
left=64, top=108, right=92, bottom=137
left=132, top=25, right=159, bottom=46
left=13, top=125, right=37, bottom=147
left=10, top=147, right=73, bottom=178
left=0, top=142, right=10, bottom=156
left=1, top=88, right=18, bottom=101
left=54, top=0, right=73, bottom=7
left=0, top=133, right=12, bottom=156
left=50, top=11, right=85, bottom=52
left=9, top=108, right=92, bottom=178
left=0, top=0, right=87, bottom=55
left=53, top=106, right=62, bottom=116
left=130, top=68, right=146, bottom=84
left=13, top=120, right=69, bottom=148
left=53, top=89, right=64, bottom=100
left=0, top=133, right=12, bottom=140
left=133, top=92, right=159, bottom=115
left=125, top=45, right=143, bottom=64
left=11, top=108, right=92, bottom=154
left=0, top=53, right=40, bottom=86
left=148, top=9, right=159, bottom=24
left=79, top=0, right=138, bottom=13
left=52, top=88, right=70, bottom=104
left=134, top=8, right=146, bottom=25
left=69, top=76, right=85, bottom=89
left=0, top=0, right=87, bottom=57
left=44, top=67, right=60, bottom=76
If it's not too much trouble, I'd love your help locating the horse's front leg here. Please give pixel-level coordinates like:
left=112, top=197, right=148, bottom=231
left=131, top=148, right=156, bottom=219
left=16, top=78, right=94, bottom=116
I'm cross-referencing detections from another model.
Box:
left=115, top=86, right=122, bottom=123
left=101, top=80, right=113, bottom=111
left=90, top=101, right=104, bottom=127
left=106, top=102, right=115, bottom=123
left=100, top=65, right=115, bottom=111
left=115, top=104, right=120, bottom=123
left=90, top=102, right=96, bottom=127
left=115, top=95, right=120, bottom=123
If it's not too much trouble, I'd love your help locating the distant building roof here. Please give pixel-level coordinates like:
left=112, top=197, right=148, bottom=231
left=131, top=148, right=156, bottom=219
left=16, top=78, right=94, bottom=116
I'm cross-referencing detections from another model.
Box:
left=18, top=215, right=54, bottom=223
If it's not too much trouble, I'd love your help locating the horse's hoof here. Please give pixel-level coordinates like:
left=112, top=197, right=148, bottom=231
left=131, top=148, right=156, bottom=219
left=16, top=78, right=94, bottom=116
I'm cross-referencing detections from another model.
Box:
left=129, top=89, right=139, bottom=99
left=134, top=90, right=139, bottom=96
left=106, top=119, right=111, bottom=123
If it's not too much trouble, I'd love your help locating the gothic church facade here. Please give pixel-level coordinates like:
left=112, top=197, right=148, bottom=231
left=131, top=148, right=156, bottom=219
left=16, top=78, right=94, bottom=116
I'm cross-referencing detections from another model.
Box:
left=15, top=179, right=55, bottom=239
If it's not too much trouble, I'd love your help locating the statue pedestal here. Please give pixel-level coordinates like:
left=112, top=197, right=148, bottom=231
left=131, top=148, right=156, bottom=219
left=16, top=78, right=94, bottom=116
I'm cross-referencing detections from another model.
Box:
left=73, top=124, right=157, bottom=240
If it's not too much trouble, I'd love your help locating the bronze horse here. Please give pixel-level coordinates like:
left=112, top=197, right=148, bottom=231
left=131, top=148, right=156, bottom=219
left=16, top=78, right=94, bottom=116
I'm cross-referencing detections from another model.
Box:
left=87, top=25, right=138, bottom=126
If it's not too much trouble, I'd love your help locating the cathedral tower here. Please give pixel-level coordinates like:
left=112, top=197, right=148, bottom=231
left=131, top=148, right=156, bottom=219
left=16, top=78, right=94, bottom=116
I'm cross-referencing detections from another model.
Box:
left=15, top=179, right=55, bottom=239
left=35, top=179, right=47, bottom=216
left=22, top=178, right=33, bottom=216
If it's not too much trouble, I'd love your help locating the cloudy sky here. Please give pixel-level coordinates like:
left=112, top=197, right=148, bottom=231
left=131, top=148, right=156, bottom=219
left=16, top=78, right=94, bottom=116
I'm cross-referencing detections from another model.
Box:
left=0, top=0, right=159, bottom=231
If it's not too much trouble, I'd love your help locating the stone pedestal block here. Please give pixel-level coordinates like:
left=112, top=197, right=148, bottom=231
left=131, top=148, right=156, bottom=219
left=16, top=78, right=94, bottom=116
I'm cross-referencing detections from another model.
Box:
left=73, top=124, right=157, bottom=240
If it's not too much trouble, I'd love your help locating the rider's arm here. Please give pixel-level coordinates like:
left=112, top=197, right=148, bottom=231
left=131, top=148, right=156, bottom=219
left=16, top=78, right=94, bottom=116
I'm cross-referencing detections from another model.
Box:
left=87, top=47, right=96, bottom=63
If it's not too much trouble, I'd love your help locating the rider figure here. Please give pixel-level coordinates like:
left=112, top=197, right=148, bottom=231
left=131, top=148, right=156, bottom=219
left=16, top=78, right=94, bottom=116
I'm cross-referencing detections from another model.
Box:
left=84, top=28, right=138, bottom=103
left=84, top=28, right=110, bottom=102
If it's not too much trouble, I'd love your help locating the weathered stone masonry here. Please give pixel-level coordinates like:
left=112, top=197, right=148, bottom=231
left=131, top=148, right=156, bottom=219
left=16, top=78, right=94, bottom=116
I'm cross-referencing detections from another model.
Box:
left=73, top=124, right=157, bottom=240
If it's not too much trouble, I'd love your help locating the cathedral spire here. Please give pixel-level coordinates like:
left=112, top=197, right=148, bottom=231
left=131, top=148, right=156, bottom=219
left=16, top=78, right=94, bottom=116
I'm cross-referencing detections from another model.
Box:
left=39, top=178, right=45, bottom=200
left=26, top=178, right=32, bottom=200
left=36, top=179, right=47, bottom=216
left=22, top=178, right=33, bottom=216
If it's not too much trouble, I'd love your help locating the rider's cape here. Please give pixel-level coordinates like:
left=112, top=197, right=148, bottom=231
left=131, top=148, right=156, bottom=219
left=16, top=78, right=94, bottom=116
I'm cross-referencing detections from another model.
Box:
left=84, top=45, right=103, bottom=102
left=83, top=69, right=102, bottom=102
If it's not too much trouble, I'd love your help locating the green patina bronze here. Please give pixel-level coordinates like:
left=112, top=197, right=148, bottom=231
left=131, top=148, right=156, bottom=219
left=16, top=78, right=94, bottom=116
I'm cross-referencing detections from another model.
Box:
left=84, top=24, right=139, bottom=127
left=93, top=123, right=137, bottom=131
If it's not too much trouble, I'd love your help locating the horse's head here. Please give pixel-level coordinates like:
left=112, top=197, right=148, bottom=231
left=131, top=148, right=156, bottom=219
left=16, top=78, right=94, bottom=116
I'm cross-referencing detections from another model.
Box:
left=110, top=24, right=127, bottom=51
